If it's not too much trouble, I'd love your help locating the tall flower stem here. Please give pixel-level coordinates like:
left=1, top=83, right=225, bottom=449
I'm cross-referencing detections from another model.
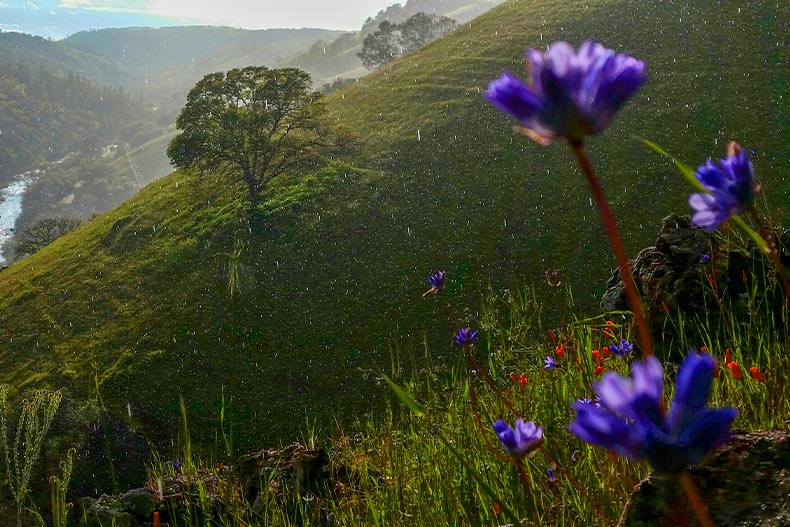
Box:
left=679, top=471, right=714, bottom=527
left=569, top=141, right=653, bottom=357
left=467, top=354, right=518, bottom=417
left=516, top=463, right=541, bottom=527
left=540, top=446, right=609, bottom=523
left=745, top=206, right=790, bottom=303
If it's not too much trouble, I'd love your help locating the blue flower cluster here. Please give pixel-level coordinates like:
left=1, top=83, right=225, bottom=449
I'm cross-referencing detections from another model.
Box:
left=568, top=353, right=738, bottom=472
left=484, top=40, right=646, bottom=144
left=689, top=144, right=756, bottom=231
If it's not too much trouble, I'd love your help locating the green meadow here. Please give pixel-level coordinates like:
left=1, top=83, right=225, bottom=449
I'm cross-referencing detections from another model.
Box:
left=0, top=1, right=788, bottom=523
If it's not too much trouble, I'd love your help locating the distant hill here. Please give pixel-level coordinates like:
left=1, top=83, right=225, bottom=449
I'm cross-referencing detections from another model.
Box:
left=62, top=26, right=344, bottom=112
left=362, top=0, right=506, bottom=30
left=0, top=57, right=147, bottom=184
left=0, top=30, right=133, bottom=87
left=287, top=0, right=507, bottom=86
left=0, top=0, right=787, bottom=501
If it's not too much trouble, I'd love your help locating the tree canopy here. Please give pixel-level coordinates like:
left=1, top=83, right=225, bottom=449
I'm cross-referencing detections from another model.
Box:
left=167, top=66, right=328, bottom=203
left=358, top=12, right=457, bottom=70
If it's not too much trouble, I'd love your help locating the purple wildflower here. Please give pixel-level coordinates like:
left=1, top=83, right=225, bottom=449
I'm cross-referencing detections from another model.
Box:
left=454, top=327, right=479, bottom=347
left=484, top=40, right=646, bottom=144
left=493, top=418, right=543, bottom=460
left=423, top=270, right=447, bottom=297
left=173, top=459, right=183, bottom=472
left=609, top=339, right=634, bottom=359
left=544, top=355, right=557, bottom=370
left=700, top=254, right=710, bottom=263
left=689, top=143, right=756, bottom=232
left=547, top=468, right=556, bottom=482
left=569, top=353, right=738, bottom=472
left=428, top=270, right=446, bottom=290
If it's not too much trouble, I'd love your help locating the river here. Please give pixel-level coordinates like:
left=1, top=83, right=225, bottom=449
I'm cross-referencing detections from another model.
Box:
left=0, top=169, right=39, bottom=266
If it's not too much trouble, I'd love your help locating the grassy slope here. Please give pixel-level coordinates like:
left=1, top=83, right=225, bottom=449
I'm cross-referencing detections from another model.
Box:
left=0, top=0, right=787, bottom=463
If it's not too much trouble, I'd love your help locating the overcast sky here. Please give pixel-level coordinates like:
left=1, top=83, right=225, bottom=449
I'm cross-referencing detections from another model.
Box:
left=56, top=0, right=399, bottom=29
left=0, top=0, right=401, bottom=38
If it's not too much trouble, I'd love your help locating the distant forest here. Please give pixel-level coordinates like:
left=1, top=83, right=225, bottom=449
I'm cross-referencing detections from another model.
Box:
left=0, top=59, right=157, bottom=184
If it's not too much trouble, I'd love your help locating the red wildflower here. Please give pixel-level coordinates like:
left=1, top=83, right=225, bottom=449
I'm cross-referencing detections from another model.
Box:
left=555, top=345, right=565, bottom=358
left=661, top=301, right=670, bottom=314
left=491, top=502, right=501, bottom=515
left=741, top=270, right=748, bottom=283
left=727, top=362, right=743, bottom=380
left=724, top=348, right=732, bottom=365
left=700, top=346, right=708, bottom=354
left=601, top=346, right=611, bottom=357
left=591, top=349, right=601, bottom=363
left=548, top=329, right=557, bottom=345
left=510, top=372, right=518, bottom=382
left=749, top=367, right=765, bottom=383
left=594, top=365, right=605, bottom=375
left=519, top=373, right=527, bottom=387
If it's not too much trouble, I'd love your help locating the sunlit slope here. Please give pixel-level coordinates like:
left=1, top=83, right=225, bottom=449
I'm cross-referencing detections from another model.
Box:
left=0, top=0, right=787, bottom=459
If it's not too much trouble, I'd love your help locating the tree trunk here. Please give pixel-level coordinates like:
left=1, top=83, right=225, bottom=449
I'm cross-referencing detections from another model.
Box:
left=243, top=170, right=260, bottom=205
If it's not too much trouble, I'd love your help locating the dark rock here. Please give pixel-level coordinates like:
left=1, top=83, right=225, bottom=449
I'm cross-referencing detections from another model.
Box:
left=602, top=214, right=711, bottom=315
left=237, top=442, right=330, bottom=501
left=79, top=495, right=135, bottom=527
left=121, top=488, right=156, bottom=520
left=619, top=430, right=790, bottom=526
left=601, top=214, right=789, bottom=348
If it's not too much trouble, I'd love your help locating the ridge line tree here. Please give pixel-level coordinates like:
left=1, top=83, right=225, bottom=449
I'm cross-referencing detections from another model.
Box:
left=358, top=12, right=458, bottom=70
left=167, top=66, right=330, bottom=205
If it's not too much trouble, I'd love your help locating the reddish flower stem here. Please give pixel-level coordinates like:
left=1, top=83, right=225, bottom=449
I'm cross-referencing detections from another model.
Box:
left=745, top=206, right=790, bottom=304
left=516, top=463, right=541, bottom=527
left=540, top=446, right=609, bottom=523
left=569, top=142, right=653, bottom=357
left=679, top=471, right=714, bottom=527
left=467, top=354, right=518, bottom=417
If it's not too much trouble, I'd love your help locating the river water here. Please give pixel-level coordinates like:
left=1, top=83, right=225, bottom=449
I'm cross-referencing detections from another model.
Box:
left=0, top=170, right=38, bottom=266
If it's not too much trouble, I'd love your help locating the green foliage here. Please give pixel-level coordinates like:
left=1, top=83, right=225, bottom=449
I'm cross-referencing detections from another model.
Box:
left=49, top=448, right=75, bottom=527
left=0, top=59, right=150, bottom=184
left=358, top=13, right=458, bottom=70
left=0, top=386, right=62, bottom=527
left=167, top=67, right=331, bottom=204
left=3, top=217, right=82, bottom=263
left=0, top=0, right=787, bottom=485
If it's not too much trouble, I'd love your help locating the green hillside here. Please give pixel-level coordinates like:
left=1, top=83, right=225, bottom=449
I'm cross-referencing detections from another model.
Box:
left=0, top=30, right=133, bottom=87
left=0, top=0, right=787, bottom=494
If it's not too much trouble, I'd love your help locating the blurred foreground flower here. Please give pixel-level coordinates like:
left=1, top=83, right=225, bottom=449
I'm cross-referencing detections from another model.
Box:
left=569, top=353, right=738, bottom=472
left=689, top=143, right=756, bottom=232
left=493, top=418, right=543, bottom=460
left=484, top=40, right=646, bottom=144
left=749, top=366, right=765, bottom=382
left=423, top=270, right=446, bottom=297
left=454, top=327, right=479, bottom=347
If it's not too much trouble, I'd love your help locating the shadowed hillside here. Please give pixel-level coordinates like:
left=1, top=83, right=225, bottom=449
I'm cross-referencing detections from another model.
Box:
left=0, top=0, right=787, bottom=494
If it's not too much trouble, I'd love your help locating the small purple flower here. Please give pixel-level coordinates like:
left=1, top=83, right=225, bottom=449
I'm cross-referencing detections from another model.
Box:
left=544, top=356, right=557, bottom=370
left=569, top=353, right=738, bottom=472
left=689, top=143, right=756, bottom=232
left=547, top=468, right=556, bottom=482
left=493, top=418, right=543, bottom=460
left=454, top=327, right=479, bottom=347
left=423, top=270, right=447, bottom=297
left=484, top=40, right=646, bottom=144
left=172, top=459, right=183, bottom=472
left=609, top=339, right=634, bottom=359
left=428, top=270, right=446, bottom=289
left=700, top=253, right=710, bottom=263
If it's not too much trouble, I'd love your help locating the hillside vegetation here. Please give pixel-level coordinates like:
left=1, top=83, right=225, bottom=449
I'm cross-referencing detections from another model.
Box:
left=0, top=0, right=787, bottom=494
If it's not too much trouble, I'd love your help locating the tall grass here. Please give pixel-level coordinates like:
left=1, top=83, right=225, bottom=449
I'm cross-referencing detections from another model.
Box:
left=139, top=277, right=788, bottom=526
